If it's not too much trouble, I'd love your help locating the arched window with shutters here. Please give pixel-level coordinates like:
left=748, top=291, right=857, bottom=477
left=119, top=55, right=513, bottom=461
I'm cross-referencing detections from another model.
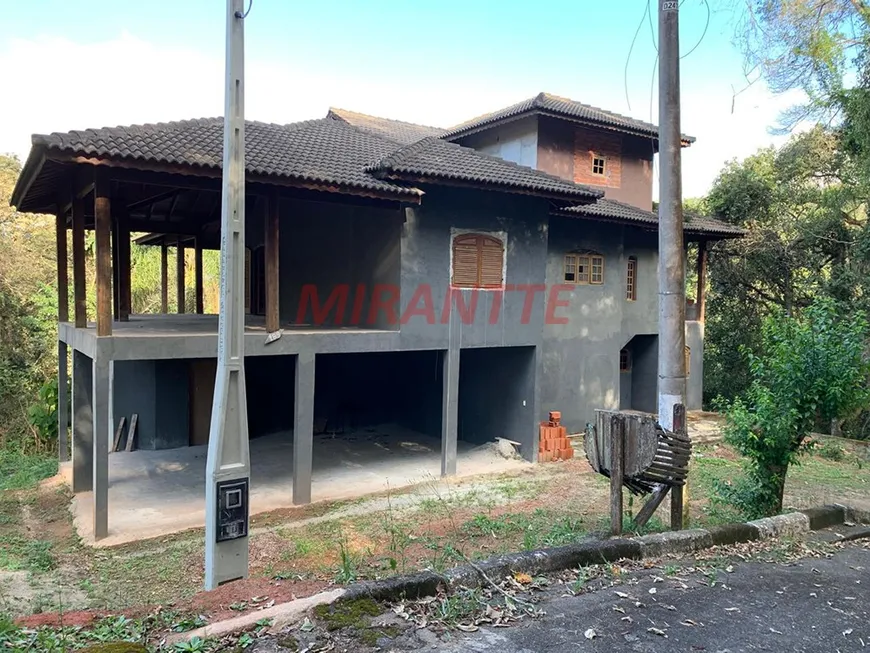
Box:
left=451, top=233, right=505, bottom=289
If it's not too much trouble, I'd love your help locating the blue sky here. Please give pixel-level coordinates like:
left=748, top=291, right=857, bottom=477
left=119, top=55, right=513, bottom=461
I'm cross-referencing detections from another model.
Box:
left=0, top=0, right=798, bottom=197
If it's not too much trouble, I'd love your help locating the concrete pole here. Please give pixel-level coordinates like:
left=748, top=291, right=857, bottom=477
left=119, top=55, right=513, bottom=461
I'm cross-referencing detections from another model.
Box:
left=205, top=0, right=251, bottom=590
left=657, top=0, right=686, bottom=432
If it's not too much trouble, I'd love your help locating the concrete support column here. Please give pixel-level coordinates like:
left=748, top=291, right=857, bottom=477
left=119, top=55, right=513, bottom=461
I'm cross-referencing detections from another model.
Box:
left=58, top=342, right=69, bottom=462
left=441, top=346, right=460, bottom=477
left=72, top=350, right=93, bottom=493
left=92, top=355, right=110, bottom=540
left=293, top=351, right=315, bottom=505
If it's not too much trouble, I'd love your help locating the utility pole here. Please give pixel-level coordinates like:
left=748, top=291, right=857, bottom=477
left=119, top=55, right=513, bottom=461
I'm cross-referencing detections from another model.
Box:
left=205, top=0, right=251, bottom=590
left=657, top=0, right=686, bottom=435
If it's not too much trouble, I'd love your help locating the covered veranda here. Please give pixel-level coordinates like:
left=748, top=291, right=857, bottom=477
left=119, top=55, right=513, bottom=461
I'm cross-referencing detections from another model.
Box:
left=11, top=121, right=424, bottom=542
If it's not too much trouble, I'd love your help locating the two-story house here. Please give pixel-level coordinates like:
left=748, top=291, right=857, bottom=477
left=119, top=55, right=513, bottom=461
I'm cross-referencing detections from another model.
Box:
left=11, top=93, right=742, bottom=542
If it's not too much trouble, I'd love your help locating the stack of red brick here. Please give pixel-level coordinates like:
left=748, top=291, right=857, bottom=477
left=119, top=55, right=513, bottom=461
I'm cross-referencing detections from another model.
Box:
left=538, top=410, right=574, bottom=462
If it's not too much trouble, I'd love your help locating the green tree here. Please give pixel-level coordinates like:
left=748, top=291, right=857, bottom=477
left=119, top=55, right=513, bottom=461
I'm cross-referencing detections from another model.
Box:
left=0, top=154, right=57, bottom=449
left=737, top=0, right=870, bottom=128
left=701, top=127, right=869, bottom=402
left=717, top=298, right=869, bottom=517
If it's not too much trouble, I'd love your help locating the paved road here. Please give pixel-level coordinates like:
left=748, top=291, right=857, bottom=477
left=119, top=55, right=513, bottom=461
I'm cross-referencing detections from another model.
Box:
left=435, top=545, right=870, bottom=653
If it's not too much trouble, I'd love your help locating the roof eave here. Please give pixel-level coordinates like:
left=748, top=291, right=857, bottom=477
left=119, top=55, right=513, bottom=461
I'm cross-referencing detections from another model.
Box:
left=550, top=207, right=745, bottom=240
left=10, top=144, right=47, bottom=210
left=445, top=109, right=695, bottom=148
left=378, top=171, right=601, bottom=203
left=35, top=149, right=423, bottom=205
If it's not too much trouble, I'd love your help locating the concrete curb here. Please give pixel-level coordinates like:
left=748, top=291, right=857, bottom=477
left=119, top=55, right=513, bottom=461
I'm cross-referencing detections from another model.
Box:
left=169, top=504, right=861, bottom=643
left=340, top=504, right=856, bottom=605
left=165, top=588, right=346, bottom=644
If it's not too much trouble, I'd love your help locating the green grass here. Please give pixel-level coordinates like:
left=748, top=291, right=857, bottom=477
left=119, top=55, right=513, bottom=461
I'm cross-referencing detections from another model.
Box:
left=0, top=449, right=57, bottom=491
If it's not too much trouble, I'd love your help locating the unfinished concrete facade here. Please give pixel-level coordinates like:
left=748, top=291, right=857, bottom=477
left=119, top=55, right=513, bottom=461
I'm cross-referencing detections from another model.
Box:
left=12, top=93, right=742, bottom=541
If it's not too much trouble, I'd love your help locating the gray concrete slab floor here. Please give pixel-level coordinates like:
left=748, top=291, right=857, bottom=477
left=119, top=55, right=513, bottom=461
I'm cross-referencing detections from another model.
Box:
left=62, top=426, right=527, bottom=546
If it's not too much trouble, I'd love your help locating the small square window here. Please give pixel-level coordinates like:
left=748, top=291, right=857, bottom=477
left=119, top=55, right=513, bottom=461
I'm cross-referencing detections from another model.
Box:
left=592, top=156, right=606, bottom=176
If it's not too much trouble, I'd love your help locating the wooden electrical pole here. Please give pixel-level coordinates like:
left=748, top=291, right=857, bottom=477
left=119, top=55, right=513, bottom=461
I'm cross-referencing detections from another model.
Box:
left=657, top=0, right=687, bottom=433
left=205, top=0, right=251, bottom=590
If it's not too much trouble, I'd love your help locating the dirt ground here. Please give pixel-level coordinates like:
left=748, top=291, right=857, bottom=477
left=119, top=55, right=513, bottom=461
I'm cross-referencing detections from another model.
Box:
left=1, top=432, right=868, bottom=632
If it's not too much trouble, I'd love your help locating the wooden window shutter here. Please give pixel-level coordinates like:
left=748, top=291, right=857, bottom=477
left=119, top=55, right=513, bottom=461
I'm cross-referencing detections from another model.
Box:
left=452, top=234, right=504, bottom=288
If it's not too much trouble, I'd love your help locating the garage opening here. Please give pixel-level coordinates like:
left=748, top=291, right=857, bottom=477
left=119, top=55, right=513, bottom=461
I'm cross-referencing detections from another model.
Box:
left=458, top=346, right=537, bottom=457
left=314, top=350, right=443, bottom=438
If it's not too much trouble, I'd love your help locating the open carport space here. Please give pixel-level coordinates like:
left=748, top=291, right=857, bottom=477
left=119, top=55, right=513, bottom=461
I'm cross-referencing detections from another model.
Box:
left=458, top=346, right=538, bottom=458
left=68, top=348, right=527, bottom=545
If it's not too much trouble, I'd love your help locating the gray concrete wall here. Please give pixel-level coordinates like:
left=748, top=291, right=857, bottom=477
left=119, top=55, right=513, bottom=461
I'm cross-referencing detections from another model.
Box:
left=458, top=346, right=537, bottom=447
left=537, top=117, right=575, bottom=181
left=278, top=198, right=403, bottom=327
left=540, top=216, right=659, bottom=433
left=686, top=321, right=704, bottom=410
left=398, top=187, right=549, bottom=354
left=458, top=116, right=539, bottom=168
left=112, top=359, right=189, bottom=450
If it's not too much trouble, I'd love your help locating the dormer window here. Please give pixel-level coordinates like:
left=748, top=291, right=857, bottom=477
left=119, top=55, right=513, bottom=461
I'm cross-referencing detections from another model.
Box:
left=592, top=155, right=606, bottom=176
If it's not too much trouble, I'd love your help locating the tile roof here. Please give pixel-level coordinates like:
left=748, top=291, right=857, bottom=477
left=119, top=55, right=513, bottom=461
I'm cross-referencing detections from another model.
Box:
left=30, top=117, right=421, bottom=200
left=17, top=115, right=607, bottom=210
left=556, top=199, right=745, bottom=238
left=444, top=92, right=695, bottom=144
left=368, top=137, right=603, bottom=201
left=327, top=108, right=446, bottom=145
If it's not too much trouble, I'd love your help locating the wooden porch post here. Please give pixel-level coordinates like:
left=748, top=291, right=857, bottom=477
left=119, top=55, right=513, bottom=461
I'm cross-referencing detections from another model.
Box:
left=118, top=209, right=132, bottom=321
left=112, top=219, right=120, bottom=320
left=696, top=241, right=708, bottom=324
left=265, top=192, right=280, bottom=332
left=56, top=207, right=70, bottom=462
left=94, top=172, right=113, bottom=336
left=176, top=241, right=186, bottom=313
left=194, top=237, right=204, bottom=314
left=72, top=198, right=87, bottom=328
left=55, top=209, right=69, bottom=323
left=160, top=243, right=169, bottom=313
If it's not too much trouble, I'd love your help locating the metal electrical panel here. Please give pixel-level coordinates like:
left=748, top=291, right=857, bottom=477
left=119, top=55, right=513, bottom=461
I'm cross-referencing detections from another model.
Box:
left=216, top=479, right=249, bottom=542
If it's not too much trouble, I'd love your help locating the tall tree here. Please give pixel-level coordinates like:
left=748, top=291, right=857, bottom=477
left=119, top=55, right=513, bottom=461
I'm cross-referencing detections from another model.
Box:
left=738, top=0, right=870, bottom=128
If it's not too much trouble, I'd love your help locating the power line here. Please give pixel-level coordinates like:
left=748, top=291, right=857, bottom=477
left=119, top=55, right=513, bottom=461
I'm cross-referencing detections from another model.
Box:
left=681, top=0, right=710, bottom=60
left=625, top=1, right=651, bottom=111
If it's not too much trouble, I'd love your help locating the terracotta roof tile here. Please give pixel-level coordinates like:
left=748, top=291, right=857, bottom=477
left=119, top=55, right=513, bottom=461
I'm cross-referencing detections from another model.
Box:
left=368, top=137, right=603, bottom=201
left=557, top=199, right=745, bottom=237
left=444, top=92, right=695, bottom=144
left=327, top=108, right=445, bottom=144
left=33, top=118, right=421, bottom=199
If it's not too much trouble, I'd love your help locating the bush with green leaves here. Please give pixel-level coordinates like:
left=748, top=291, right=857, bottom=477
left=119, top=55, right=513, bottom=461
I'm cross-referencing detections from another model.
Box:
left=716, top=299, right=869, bottom=518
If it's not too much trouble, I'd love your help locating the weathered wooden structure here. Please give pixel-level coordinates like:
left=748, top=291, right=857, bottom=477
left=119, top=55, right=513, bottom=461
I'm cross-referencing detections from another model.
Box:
left=586, top=405, right=691, bottom=534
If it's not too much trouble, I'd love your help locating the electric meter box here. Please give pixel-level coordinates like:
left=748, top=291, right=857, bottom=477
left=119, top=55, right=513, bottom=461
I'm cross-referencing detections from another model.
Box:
left=215, top=478, right=249, bottom=542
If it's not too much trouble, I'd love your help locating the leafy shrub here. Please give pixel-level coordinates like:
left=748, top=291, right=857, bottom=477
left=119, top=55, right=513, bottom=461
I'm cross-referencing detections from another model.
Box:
left=817, top=440, right=846, bottom=462
left=716, top=299, right=869, bottom=517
